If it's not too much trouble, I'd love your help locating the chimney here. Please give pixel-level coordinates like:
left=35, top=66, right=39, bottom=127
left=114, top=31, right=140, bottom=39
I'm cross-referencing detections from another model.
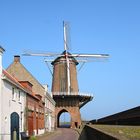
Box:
left=14, top=55, right=20, bottom=62
left=43, top=84, right=48, bottom=92
left=0, top=46, right=5, bottom=76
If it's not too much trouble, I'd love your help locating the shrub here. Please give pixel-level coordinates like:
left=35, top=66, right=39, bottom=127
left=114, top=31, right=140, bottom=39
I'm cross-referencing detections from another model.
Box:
left=29, top=136, right=37, bottom=140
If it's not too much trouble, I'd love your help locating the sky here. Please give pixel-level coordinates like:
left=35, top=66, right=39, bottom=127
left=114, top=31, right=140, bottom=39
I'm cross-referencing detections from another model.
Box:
left=0, top=0, right=140, bottom=120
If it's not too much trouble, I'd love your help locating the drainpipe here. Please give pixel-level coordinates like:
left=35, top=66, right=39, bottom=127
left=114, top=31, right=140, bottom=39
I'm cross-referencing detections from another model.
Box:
left=0, top=46, right=5, bottom=139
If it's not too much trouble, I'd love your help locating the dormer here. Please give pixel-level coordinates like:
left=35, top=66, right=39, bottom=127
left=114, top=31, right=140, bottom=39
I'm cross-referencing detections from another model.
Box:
left=19, top=81, right=33, bottom=92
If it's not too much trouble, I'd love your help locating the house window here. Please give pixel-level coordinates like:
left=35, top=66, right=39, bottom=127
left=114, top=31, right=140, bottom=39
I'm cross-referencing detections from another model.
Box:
left=18, top=90, right=21, bottom=102
left=12, top=87, right=15, bottom=100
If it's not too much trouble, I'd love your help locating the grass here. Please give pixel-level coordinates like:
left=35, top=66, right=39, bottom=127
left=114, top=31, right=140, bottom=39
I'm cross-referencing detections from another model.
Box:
left=30, top=136, right=37, bottom=140
left=90, top=125, right=140, bottom=140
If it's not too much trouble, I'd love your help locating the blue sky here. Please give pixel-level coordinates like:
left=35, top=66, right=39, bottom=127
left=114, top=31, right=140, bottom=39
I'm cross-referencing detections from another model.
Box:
left=0, top=0, right=140, bottom=120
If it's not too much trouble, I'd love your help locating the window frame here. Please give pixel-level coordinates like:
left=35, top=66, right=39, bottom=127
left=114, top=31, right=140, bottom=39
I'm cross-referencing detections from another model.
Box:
left=12, top=87, right=15, bottom=101
left=18, top=90, right=21, bottom=102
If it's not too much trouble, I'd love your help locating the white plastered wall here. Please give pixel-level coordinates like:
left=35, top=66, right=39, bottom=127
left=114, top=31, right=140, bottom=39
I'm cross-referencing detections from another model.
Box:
left=1, top=80, right=26, bottom=140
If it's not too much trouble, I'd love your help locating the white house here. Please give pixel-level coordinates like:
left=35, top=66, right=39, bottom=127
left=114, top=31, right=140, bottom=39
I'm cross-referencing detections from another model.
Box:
left=0, top=47, right=4, bottom=139
left=0, top=47, right=27, bottom=140
left=0, top=47, right=56, bottom=140
left=43, top=85, right=55, bottom=132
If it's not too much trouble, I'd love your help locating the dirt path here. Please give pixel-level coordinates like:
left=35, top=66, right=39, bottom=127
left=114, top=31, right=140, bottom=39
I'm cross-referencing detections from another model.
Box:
left=46, top=128, right=79, bottom=140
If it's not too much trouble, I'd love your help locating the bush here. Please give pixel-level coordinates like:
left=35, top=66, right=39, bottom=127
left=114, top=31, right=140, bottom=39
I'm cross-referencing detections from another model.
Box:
left=29, top=136, right=37, bottom=140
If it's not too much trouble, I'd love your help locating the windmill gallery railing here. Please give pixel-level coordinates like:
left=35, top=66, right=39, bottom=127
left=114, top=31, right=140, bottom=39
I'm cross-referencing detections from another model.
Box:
left=51, top=92, right=93, bottom=97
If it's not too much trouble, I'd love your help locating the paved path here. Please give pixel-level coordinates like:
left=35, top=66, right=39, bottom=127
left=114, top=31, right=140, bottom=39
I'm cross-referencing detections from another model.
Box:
left=41, top=128, right=79, bottom=140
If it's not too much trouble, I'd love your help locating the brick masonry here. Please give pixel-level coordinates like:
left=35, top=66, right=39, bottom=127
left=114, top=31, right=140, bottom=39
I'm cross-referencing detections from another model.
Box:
left=52, top=53, right=82, bottom=128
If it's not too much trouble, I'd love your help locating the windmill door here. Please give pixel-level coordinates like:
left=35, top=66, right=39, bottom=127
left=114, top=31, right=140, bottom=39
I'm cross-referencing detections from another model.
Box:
left=11, top=112, right=19, bottom=140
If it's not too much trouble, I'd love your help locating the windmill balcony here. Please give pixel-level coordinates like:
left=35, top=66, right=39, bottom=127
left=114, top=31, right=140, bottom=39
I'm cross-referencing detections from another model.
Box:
left=52, top=92, right=93, bottom=108
left=51, top=92, right=93, bottom=96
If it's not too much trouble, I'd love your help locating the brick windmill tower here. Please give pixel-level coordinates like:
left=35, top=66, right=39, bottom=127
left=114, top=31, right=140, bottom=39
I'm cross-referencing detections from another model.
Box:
left=23, top=22, right=109, bottom=128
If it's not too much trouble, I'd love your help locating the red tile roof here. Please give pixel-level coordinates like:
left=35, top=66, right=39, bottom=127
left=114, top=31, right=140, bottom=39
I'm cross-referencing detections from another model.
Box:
left=2, top=69, right=40, bottom=100
left=3, top=69, right=25, bottom=89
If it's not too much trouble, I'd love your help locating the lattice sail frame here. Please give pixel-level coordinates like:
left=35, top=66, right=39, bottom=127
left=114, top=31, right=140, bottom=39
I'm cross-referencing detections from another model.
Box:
left=23, top=21, right=109, bottom=95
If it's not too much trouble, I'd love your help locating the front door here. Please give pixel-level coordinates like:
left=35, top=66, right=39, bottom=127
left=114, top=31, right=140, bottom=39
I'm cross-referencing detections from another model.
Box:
left=11, top=112, right=19, bottom=140
left=28, top=116, right=33, bottom=135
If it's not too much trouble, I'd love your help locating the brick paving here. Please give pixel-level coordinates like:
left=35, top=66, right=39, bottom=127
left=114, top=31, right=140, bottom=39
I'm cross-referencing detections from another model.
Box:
left=37, top=128, right=79, bottom=140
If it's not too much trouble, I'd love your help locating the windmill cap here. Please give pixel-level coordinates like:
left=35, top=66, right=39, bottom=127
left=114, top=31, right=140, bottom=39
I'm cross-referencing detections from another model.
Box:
left=51, top=51, right=79, bottom=65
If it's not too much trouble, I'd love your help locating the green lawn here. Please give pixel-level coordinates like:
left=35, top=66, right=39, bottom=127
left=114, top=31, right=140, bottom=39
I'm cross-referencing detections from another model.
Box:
left=90, top=125, right=140, bottom=140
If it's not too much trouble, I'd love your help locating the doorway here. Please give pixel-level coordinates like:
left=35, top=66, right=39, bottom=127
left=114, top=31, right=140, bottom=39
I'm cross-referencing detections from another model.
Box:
left=57, top=109, right=71, bottom=128
left=11, top=112, right=19, bottom=140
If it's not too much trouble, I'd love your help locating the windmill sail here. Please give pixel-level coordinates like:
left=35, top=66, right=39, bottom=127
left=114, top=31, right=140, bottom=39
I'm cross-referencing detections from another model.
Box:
left=63, top=21, right=71, bottom=51
left=63, top=21, right=71, bottom=94
left=22, top=21, right=109, bottom=95
left=70, top=54, right=109, bottom=58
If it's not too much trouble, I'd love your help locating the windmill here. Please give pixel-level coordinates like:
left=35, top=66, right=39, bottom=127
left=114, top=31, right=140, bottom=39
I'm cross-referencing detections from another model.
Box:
left=23, top=21, right=109, bottom=128
left=23, top=21, right=109, bottom=95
